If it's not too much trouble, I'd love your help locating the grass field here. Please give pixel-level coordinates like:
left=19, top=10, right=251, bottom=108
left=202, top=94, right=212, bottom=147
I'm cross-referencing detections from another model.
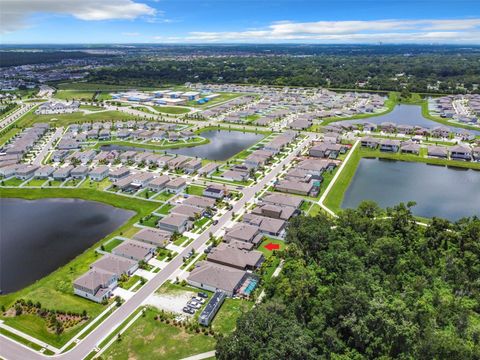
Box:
left=0, top=188, right=158, bottom=347
left=102, top=308, right=216, bottom=360
left=185, top=185, right=205, bottom=196
left=54, top=90, right=95, bottom=101
left=212, top=298, right=254, bottom=334
left=14, top=108, right=137, bottom=128
left=0, top=127, right=21, bottom=146
left=152, top=106, right=191, bottom=115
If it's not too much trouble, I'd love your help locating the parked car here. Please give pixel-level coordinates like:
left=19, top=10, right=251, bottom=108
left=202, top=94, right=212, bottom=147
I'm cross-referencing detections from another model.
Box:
left=194, top=297, right=205, bottom=304
left=213, top=220, right=218, bottom=225
left=188, top=301, right=201, bottom=309
left=183, top=306, right=195, bottom=314
left=198, top=292, right=208, bottom=298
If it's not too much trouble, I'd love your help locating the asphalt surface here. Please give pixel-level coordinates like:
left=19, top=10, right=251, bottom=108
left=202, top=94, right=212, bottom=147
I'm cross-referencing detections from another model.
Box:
left=0, top=135, right=311, bottom=360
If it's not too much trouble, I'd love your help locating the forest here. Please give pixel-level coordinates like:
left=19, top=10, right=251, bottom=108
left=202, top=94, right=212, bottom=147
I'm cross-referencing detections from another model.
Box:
left=89, top=50, right=480, bottom=93
left=216, top=202, right=480, bottom=359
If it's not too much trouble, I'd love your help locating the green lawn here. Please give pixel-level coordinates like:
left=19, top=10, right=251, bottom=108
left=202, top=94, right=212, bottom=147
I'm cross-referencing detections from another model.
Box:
left=258, top=237, right=286, bottom=258
left=157, top=203, right=173, bottom=215
left=173, top=235, right=190, bottom=246
left=44, top=179, right=64, bottom=187
left=212, top=299, right=254, bottom=334
left=1, top=177, right=24, bottom=187
left=14, top=108, right=136, bottom=128
left=185, top=185, right=205, bottom=196
left=103, top=238, right=124, bottom=253
left=2, top=313, right=88, bottom=349
left=152, top=106, right=191, bottom=114
left=54, top=90, right=95, bottom=101
left=102, top=308, right=216, bottom=360
left=0, top=188, right=158, bottom=347
left=307, top=203, right=322, bottom=217
left=119, top=275, right=143, bottom=290
left=0, top=127, right=21, bottom=147
left=80, top=178, right=112, bottom=190
left=141, top=214, right=161, bottom=228
left=153, top=191, right=175, bottom=201
left=25, top=178, right=48, bottom=187
left=79, top=104, right=105, bottom=111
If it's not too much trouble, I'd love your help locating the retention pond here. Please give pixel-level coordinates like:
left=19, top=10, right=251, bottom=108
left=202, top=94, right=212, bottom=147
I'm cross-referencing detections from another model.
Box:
left=341, top=158, right=480, bottom=221
left=0, top=198, right=133, bottom=294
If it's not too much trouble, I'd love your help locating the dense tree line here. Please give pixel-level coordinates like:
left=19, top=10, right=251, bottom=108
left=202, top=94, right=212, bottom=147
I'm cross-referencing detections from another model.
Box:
left=90, top=53, right=480, bottom=93
left=0, top=51, right=109, bottom=67
left=216, top=202, right=480, bottom=359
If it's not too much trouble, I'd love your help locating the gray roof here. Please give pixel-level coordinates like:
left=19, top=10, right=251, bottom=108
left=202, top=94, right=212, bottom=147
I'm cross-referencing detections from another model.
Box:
left=133, top=228, right=171, bottom=247
left=91, top=254, right=137, bottom=276
left=112, top=240, right=155, bottom=259
left=262, top=193, right=303, bottom=208
left=183, top=195, right=216, bottom=209
left=207, top=243, right=264, bottom=270
left=73, top=268, right=115, bottom=292
left=188, top=261, right=247, bottom=293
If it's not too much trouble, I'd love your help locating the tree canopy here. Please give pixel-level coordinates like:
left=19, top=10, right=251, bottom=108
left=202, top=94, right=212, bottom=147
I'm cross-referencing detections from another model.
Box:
left=216, top=202, right=480, bottom=359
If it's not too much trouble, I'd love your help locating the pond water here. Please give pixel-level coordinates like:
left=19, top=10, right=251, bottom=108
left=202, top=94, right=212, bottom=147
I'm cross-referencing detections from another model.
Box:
left=169, top=130, right=264, bottom=160
left=101, top=130, right=265, bottom=161
left=331, top=104, right=480, bottom=136
left=341, top=158, right=480, bottom=221
left=0, top=198, right=134, bottom=294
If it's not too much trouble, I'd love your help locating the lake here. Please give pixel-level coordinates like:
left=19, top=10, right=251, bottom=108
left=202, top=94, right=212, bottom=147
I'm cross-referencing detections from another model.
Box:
left=0, top=198, right=134, bottom=294
left=169, top=130, right=264, bottom=160
left=341, top=158, right=480, bottom=221
left=101, top=130, right=265, bottom=161
left=332, top=104, right=480, bottom=135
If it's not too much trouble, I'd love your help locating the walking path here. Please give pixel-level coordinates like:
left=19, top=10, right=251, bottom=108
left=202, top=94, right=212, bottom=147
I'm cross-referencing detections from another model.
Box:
left=180, top=350, right=216, bottom=360
left=318, top=140, right=359, bottom=217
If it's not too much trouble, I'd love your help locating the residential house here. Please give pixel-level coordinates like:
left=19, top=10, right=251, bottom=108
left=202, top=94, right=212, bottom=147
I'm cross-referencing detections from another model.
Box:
left=91, top=254, right=138, bottom=277
left=89, top=166, right=110, bottom=181
left=71, top=165, right=89, bottom=179
left=203, top=184, right=225, bottom=199
left=109, top=167, right=130, bottom=182
left=15, top=164, right=39, bottom=180
left=361, top=136, right=379, bottom=149
left=165, top=177, right=187, bottom=193
left=427, top=145, right=448, bottom=159
left=133, top=228, right=171, bottom=248
left=34, top=165, right=55, bottom=179
left=379, top=139, right=400, bottom=152
left=111, top=240, right=156, bottom=262
left=207, top=243, right=264, bottom=270
left=224, top=223, right=263, bottom=246
left=158, top=213, right=191, bottom=233
left=242, top=213, right=286, bottom=237
left=450, top=145, right=472, bottom=161
left=187, top=261, right=249, bottom=297
left=147, top=175, right=170, bottom=192
left=73, top=269, right=117, bottom=303
left=52, top=165, right=74, bottom=180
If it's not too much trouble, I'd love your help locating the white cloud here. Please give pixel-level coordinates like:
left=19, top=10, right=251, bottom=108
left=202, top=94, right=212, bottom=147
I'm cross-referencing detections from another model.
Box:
left=122, top=32, right=141, bottom=37
left=183, top=18, right=480, bottom=44
left=0, top=0, right=156, bottom=33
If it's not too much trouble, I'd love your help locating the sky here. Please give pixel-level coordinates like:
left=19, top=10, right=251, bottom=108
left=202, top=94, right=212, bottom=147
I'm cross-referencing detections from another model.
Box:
left=1, top=0, right=480, bottom=44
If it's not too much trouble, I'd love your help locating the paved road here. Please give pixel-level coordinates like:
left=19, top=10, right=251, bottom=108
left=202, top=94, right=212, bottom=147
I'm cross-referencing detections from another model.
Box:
left=0, top=103, right=36, bottom=130
left=31, top=127, right=64, bottom=166
left=0, top=135, right=311, bottom=360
